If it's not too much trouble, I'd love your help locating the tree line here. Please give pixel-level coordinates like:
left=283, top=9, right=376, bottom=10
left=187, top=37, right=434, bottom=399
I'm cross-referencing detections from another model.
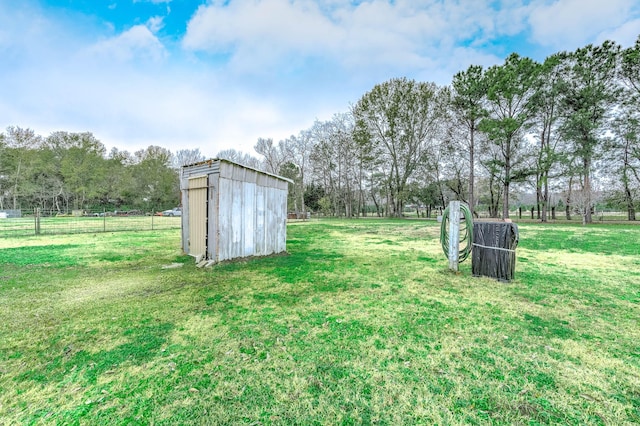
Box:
left=1, top=38, right=638, bottom=222
left=250, top=37, right=640, bottom=223
left=0, top=128, right=209, bottom=213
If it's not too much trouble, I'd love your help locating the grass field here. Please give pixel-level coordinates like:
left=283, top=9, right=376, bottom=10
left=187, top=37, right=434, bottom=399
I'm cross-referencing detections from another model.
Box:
left=0, top=219, right=639, bottom=424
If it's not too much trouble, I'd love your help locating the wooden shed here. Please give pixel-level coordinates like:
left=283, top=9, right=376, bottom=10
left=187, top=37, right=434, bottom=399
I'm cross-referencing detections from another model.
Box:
left=180, top=159, right=291, bottom=265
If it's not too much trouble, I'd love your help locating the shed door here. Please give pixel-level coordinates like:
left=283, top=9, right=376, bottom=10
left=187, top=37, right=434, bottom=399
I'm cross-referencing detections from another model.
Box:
left=188, top=176, right=208, bottom=258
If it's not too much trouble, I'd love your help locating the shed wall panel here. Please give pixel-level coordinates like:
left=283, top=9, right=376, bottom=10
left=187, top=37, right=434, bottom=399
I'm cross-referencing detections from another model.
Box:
left=255, top=186, right=266, bottom=256
left=207, top=174, right=219, bottom=262
left=243, top=181, right=256, bottom=257
left=219, top=161, right=233, bottom=180
left=232, top=165, right=245, bottom=182
left=277, top=189, right=287, bottom=253
left=218, top=177, right=232, bottom=262
left=266, top=187, right=278, bottom=255
left=231, top=179, right=244, bottom=260
left=188, top=176, right=208, bottom=258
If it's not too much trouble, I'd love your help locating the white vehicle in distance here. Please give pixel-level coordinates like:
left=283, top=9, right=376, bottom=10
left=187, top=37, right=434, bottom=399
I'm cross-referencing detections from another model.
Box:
left=162, top=207, right=182, bottom=217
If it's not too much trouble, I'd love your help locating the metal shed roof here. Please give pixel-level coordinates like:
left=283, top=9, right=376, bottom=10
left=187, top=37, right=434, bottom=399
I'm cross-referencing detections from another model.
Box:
left=181, top=158, right=294, bottom=184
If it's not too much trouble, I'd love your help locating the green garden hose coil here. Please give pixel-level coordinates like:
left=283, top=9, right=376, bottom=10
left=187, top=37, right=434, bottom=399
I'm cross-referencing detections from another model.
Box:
left=440, top=203, right=473, bottom=263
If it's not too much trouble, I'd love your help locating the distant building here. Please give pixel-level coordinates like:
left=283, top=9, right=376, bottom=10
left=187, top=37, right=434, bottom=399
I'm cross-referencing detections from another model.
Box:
left=0, top=210, right=21, bottom=218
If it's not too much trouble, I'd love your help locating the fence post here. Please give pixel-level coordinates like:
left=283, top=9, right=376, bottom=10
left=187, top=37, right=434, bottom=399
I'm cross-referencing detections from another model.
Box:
left=151, top=210, right=154, bottom=230
left=448, top=201, right=460, bottom=272
left=103, top=208, right=106, bottom=232
left=35, top=208, right=41, bottom=235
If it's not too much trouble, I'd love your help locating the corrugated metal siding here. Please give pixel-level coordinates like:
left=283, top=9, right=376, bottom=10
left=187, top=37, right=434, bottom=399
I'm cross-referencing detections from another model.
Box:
left=217, top=176, right=232, bottom=262
left=266, top=186, right=277, bottom=253
left=216, top=175, right=288, bottom=262
left=255, top=185, right=266, bottom=256
left=276, top=188, right=287, bottom=253
left=188, top=176, right=208, bottom=258
left=243, top=181, right=256, bottom=257
left=181, top=160, right=220, bottom=182
left=182, top=159, right=289, bottom=264
left=207, top=173, right=219, bottom=262
left=230, top=179, right=243, bottom=259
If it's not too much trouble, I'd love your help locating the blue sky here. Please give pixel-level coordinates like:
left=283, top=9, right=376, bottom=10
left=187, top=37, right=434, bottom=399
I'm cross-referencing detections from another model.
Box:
left=1, top=0, right=639, bottom=157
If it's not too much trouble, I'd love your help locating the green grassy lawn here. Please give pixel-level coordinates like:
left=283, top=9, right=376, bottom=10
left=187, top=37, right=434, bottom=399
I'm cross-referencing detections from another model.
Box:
left=0, top=220, right=639, bottom=425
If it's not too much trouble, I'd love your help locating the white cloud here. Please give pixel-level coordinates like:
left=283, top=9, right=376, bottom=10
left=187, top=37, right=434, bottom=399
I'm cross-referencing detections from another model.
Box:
left=597, top=18, right=640, bottom=48
left=528, top=0, right=636, bottom=49
left=181, top=0, right=529, bottom=77
left=183, top=0, right=340, bottom=56
left=146, top=16, right=165, bottom=34
left=435, top=47, right=504, bottom=83
left=86, top=15, right=167, bottom=62
left=492, top=0, right=533, bottom=37
left=2, top=37, right=306, bottom=157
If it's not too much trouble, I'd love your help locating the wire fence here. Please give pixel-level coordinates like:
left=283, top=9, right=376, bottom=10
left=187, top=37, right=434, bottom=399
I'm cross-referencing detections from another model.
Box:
left=405, top=206, right=635, bottom=222
left=502, top=208, right=633, bottom=222
left=1, top=207, right=635, bottom=239
left=0, top=209, right=181, bottom=238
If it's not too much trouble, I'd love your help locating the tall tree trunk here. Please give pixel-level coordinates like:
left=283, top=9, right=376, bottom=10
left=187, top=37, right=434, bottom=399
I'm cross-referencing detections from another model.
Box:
left=625, top=186, right=636, bottom=221
left=541, top=173, right=549, bottom=222
left=502, top=138, right=511, bottom=219
left=299, top=170, right=305, bottom=220
left=623, top=169, right=636, bottom=221
left=357, top=164, right=363, bottom=218
left=583, top=157, right=592, bottom=224
left=437, top=178, right=446, bottom=210
left=13, top=158, right=22, bottom=210
left=536, top=173, right=542, bottom=220
left=502, top=182, right=510, bottom=219
left=371, top=191, right=381, bottom=217
left=489, top=175, right=500, bottom=218
left=468, top=125, right=475, bottom=218
left=536, top=127, right=544, bottom=221
left=622, top=141, right=636, bottom=221
left=385, top=181, right=391, bottom=218
left=565, top=176, right=573, bottom=220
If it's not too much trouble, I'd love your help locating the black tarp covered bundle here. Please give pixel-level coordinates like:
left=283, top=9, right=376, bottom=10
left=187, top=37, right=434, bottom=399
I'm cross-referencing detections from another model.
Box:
left=472, top=221, right=519, bottom=281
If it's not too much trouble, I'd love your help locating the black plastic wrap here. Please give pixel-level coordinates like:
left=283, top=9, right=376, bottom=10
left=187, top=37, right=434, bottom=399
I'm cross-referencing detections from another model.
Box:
left=472, top=222, right=519, bottom=282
